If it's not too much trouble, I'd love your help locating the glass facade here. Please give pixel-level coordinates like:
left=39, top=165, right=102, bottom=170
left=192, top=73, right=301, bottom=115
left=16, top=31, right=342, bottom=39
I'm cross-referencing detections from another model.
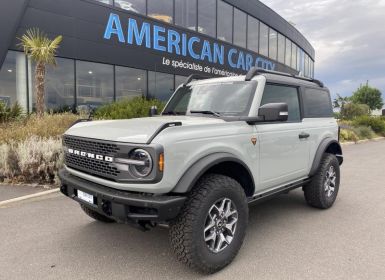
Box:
left=30, top=57, right=75, bottom=112
left=147, top=0, right=173, bottom=23
left=148, top=71, right=174, bottom=101
left=285, top=38, right=292, bottom=67
left=175, top=0, right=197, bottom=31
left=0, top=1, right=316, bottom=111
left=114, top=0, right=146, bottom=14
left=291, top=44, right=297, bottom=70
left=95, top=0, right=113, bottom=5
left=247, top=16, right=259, bottom=53
left=217, top=0, right=233, bottom=43
left=233, top=8, right=247, bottom=48
left=92, top=0, right=315, bottom=77
left=0, top=51, right=27, bottom=110
left=76, top=61, right=114, bottom=107
left=175, top=75, right=187, bottom=89
left=277, top=33, right=285, bottom=64
left=198, top=0, right=216, bottom=37
left=115, top=66, right=146, bottom=100
left=259, top=22, right=269, bottom=57
left=269, top=29, right=278, bottom=60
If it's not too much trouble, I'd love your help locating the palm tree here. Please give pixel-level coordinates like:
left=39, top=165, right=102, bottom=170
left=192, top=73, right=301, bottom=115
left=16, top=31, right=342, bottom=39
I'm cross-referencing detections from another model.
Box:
left=333, top=93, right=350, bottom=109
left=18, top=28, right=62, bottom=117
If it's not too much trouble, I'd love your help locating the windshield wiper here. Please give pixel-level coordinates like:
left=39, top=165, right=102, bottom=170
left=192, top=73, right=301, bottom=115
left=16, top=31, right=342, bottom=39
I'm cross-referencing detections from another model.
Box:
left=190, top=110, right=221, bottom=117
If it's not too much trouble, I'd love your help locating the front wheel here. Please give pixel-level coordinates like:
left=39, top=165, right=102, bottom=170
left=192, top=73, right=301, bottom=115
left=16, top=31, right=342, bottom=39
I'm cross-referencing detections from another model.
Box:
left=169, top=174, right=248, bottom=274
left=304, top=153, right=341, bottom=209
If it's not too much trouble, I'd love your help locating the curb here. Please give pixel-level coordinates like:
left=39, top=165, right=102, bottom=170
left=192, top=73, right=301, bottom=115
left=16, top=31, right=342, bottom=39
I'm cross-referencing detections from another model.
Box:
left=341, top=137, right=385, bottom=146
left=0, top=188, right=60, bottom=207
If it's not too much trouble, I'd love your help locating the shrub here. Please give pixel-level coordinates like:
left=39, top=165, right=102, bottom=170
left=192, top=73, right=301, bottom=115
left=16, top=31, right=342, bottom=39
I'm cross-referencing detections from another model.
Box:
left=339, top=129, right=359, bottom=143
left=94, top=97, right=166, bottom=120
left=0, top=101, right=23, bottom=123
left=0, top=136, right=63, bottom=185
left=353, top=116, right=385, bottom=136
left=340, top=103, right=369, bottom=120
left=333, top=112, right=341, bottom=119
left=352, top=126, right=376, bottom=140
left=0, top=113, right=79, bottom=144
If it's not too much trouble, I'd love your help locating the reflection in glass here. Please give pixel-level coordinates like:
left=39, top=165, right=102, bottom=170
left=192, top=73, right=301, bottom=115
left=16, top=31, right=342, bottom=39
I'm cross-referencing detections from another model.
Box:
left=94, top=0, right=112, bottom=5
left=148, top=71, right=174, bottom=101
left=175, top=75, right=188, bottom=89
left=31, top=57, right=75, bottom=112
left=285, top=38, right=292, bottom=66
left=114, top=0, right=146, bottom=15
left=234, top=8, right=247, bottom=48
left=76, top=61, right=114, bottom=107
left=269, top=29, right=277, bottom=60
left=259, top=22, right=269, bottom=57
left=198, top=0, right=216, bottom=37
left=277, top=33, right=285, bottom=64
left=175, top=0, right=197, bottom=31
left=147, top=0, right=173, bottom=23
left=0, top=51, right=28, bottom=111
left=304, top=54, right=309, bottom=77
left=296, top=47, right=301, bottom=71
left=217, top=0, right=233, bottom=43
left=116, top=66, right=146, bottom=100
left=247, top=16, right=259, bottom=53
left=291, top=44, right=297, bottom=69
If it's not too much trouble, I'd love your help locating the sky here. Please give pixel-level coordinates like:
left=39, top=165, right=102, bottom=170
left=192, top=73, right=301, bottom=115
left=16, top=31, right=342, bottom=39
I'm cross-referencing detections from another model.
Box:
left=261, top=0, right=385, bottom=101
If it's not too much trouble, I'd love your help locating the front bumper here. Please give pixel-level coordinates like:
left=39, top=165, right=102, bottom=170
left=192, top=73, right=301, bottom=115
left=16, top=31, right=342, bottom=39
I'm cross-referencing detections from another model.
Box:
left=59, top=169, right=186, bottom=223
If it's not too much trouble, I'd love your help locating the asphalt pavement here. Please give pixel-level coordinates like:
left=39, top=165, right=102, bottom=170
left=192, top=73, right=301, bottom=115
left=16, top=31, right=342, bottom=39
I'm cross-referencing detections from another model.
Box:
left=0, top=140, right=385, bottom=280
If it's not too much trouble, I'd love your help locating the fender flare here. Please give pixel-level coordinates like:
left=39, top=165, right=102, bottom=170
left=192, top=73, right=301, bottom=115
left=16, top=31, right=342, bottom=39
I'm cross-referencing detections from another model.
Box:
left=171, top=152, right=255, bottom=194
left=309, top=138, right=343, bottom=177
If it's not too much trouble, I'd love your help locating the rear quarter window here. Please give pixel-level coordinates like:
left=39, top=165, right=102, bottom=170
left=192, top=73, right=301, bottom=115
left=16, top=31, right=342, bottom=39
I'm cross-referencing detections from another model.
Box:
left=303, top=88, right=333, bottom=118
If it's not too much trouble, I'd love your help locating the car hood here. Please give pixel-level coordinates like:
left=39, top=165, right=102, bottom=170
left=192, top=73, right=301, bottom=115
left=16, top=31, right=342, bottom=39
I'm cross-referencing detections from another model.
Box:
left=64, top=116, right=227, bottom=144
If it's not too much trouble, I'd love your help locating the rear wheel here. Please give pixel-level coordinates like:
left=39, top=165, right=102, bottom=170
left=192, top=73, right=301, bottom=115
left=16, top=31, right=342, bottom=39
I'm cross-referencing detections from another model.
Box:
left=304, top=153, right=340, bottom=209
left=80, top=205, right=115, bottom=223
left=169, top=174, right=248, bottom=274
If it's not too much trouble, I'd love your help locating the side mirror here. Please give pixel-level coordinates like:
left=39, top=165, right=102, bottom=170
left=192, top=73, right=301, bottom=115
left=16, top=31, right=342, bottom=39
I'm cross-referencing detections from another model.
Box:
left=149, top=106, right=158, bottom=117
left=258, top=103, right=288, bottom=122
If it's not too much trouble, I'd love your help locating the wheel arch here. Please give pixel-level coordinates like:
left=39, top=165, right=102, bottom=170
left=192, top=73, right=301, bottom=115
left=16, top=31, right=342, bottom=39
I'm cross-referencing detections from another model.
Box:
left=171, top=153, right=255, bottom=197
left=309, top=138, right=343, bottom=177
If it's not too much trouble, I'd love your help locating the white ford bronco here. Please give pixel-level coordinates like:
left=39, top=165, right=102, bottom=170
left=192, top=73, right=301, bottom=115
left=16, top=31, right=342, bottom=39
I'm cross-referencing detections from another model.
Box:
left=59, top=67, right=343, bottom=273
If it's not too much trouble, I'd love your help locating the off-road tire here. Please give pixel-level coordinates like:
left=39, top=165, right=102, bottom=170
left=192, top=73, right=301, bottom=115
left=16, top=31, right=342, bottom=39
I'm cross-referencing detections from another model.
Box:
left=304, top=153, right=340, bottom=209
left=80, top=205, right=115, bottom=223
left=169, top=174, right=248, bottom=274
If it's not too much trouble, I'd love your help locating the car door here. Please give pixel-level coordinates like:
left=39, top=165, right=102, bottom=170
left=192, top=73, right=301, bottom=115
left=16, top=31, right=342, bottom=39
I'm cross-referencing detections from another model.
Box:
left=256, top=83, right=310, bottom=191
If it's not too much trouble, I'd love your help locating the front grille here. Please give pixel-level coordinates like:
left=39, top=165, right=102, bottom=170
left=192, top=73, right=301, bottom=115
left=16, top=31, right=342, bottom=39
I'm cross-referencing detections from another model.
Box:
left=63, top=135, right=121, bottom=180
left=63, top=136, right=120, bottom=155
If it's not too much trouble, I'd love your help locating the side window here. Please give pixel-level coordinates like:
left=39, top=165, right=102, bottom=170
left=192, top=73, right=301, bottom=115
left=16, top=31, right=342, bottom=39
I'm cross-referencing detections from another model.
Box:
left=260, top=84, right=301, bottom=122
left=303, top=88, right=333, bottom=118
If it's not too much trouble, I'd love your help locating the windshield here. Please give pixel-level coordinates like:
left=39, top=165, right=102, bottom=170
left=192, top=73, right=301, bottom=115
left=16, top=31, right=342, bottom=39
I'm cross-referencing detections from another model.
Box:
left=163, top=81, right=257, bottom=117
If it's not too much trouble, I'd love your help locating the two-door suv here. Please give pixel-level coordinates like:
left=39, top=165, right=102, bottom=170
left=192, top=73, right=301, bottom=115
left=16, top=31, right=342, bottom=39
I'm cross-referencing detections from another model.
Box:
left=59, top=67, right=343, bottom=273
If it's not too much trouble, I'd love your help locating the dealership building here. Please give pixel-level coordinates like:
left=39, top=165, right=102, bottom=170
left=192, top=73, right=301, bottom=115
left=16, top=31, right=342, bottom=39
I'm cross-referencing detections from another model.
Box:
left=0, top=0, right=315, bottom=112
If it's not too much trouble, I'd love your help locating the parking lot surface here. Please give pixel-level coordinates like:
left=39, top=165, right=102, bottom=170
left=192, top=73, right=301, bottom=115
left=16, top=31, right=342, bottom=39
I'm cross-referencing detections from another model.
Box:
left=0, top=140, right=385, bottom=280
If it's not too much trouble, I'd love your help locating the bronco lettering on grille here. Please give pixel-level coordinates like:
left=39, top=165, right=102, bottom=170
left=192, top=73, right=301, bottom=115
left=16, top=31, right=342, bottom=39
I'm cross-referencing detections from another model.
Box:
left=67, top=148, right=114, bottom=162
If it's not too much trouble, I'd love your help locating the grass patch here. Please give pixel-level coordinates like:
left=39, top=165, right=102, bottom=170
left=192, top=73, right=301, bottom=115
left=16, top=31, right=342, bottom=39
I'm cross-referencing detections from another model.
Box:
left=0, top=113, right=79, bottom=144
left=0, top=136, right=63, bottom=185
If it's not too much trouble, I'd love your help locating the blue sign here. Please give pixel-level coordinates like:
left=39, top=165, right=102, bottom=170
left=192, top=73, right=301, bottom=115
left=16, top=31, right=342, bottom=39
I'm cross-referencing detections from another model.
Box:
left=104, top=13, right=276, bottom=72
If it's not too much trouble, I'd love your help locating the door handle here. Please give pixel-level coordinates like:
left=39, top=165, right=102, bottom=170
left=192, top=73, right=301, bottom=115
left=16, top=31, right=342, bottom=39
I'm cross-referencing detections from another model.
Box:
left=299, top=132, right=310, bottom=139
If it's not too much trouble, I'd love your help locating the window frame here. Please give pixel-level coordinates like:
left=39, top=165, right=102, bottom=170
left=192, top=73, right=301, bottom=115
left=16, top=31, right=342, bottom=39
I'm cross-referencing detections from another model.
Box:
left=259, top=82, right=304, bottom=123
left=300, top=86, right=333, bottom=118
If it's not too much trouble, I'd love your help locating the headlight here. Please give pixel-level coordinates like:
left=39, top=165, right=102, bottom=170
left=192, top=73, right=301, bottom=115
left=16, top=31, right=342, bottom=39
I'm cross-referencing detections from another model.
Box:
left=128, top=149, right=153, bottom=178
